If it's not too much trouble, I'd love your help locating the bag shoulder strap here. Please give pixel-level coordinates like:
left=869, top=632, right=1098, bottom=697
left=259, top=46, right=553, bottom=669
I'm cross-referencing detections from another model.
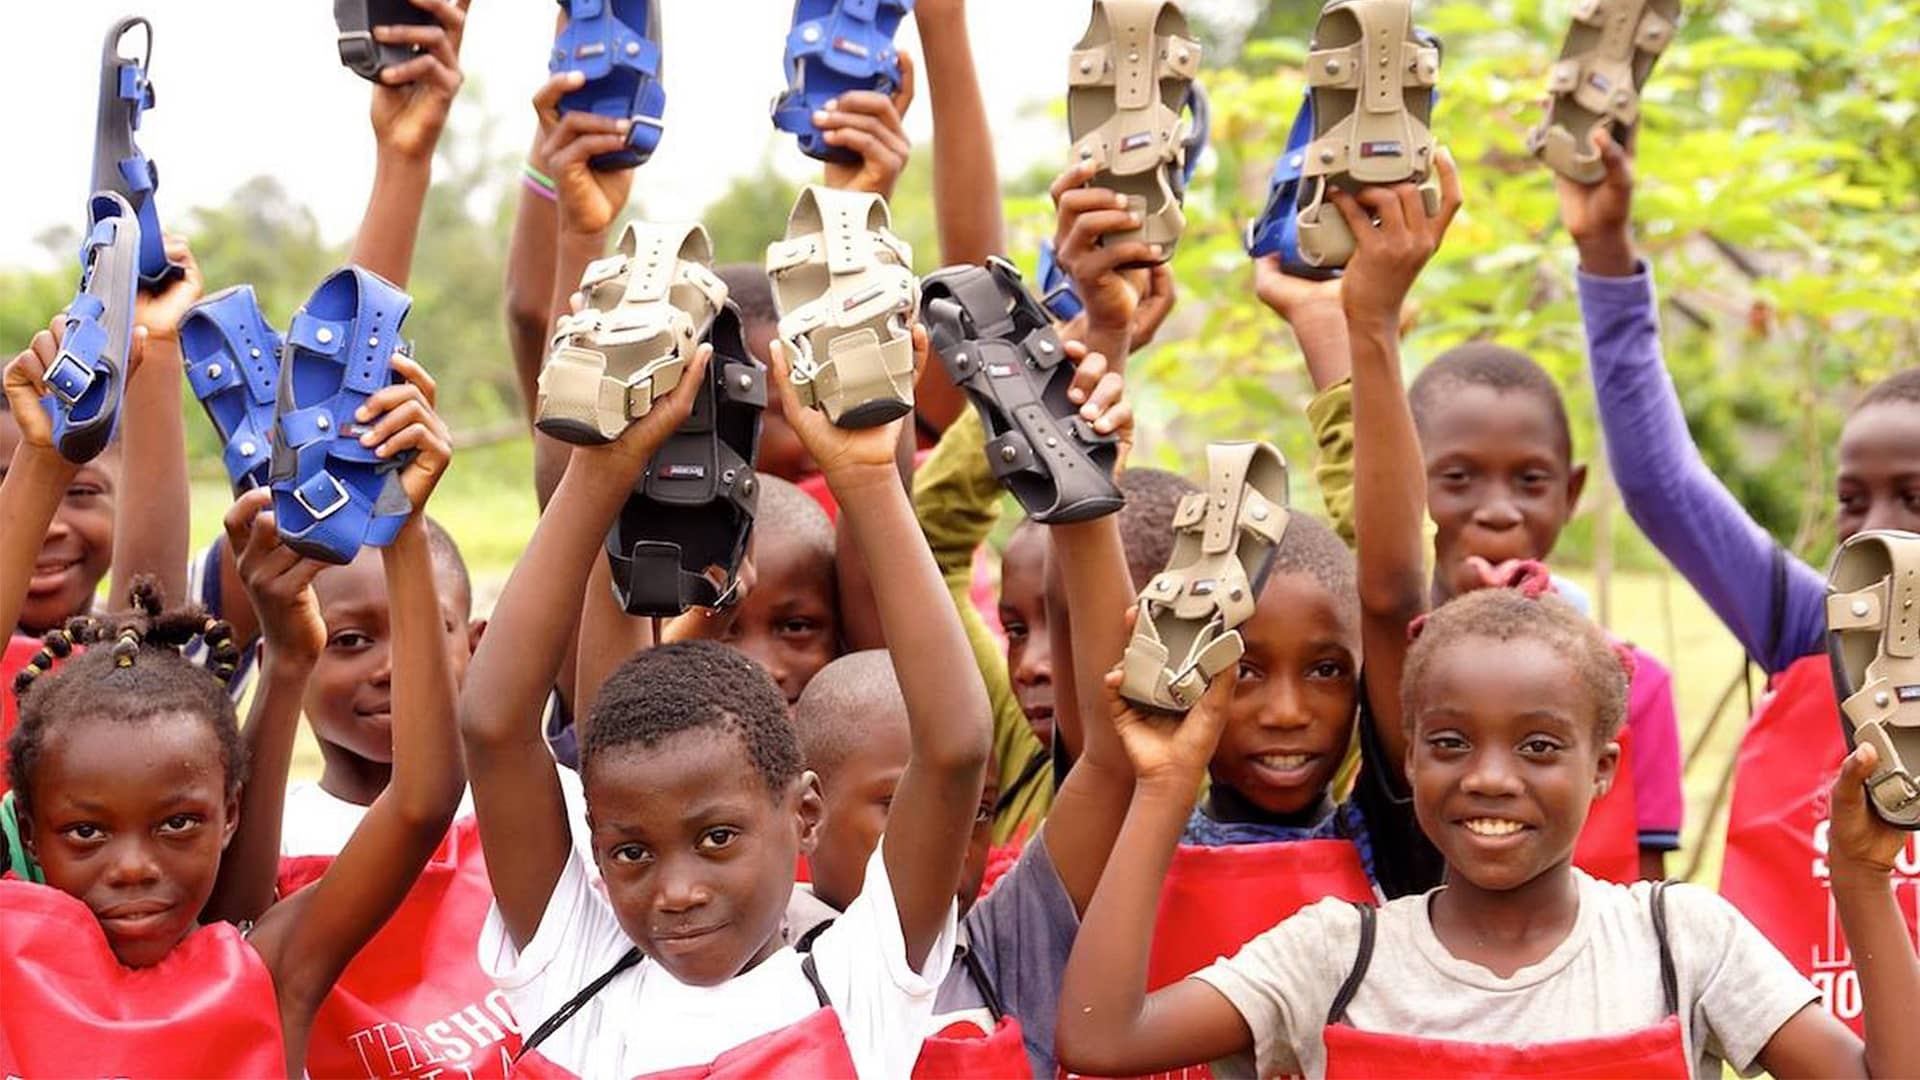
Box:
left=960, top=941, right=1008, bottom=1022
left=1650, top=880, right=1680, bottom=1017
left=516, top=947, right=644, bottom=1062
left=1324, top=901, right=1376, bottom=1026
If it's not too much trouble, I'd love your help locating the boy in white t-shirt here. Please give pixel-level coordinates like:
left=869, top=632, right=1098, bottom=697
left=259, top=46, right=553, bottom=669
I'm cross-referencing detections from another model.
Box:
left=460, top=326, right=992, bottom=1079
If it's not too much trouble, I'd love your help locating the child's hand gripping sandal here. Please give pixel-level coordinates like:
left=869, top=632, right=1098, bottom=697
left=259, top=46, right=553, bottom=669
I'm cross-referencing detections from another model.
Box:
left=1066, top=0, right=1203, bottom=266
left=1120, top=441, right=1290, bottom=713
left=1034, top=241, right=1084, bottom=323
left=606, top=303, right=767, bottom=616
left=770, top=0, right=915, bottom=164
left=551, top=0, right=668, bottom=170
left=181, top=286, right=285, bottom=495
left=539, top=221, right=726, bottom=446
left=921, top=258, right=1123, bottom=525
left=267, top=266, right=416, bottom=565
left=1527, top=0, right=1678, bottom=183
left=1244, top=92, right=1342, bottom=279
left=765, top=185, right=919, bottom=429
left=91, top=17, right=182, bottom=291
left=1825, top=530, right=1920, bottom=830
left=44, top=193, right=142, bottom=466
left=334, top=0, right=439, bottom=82
left=1293, top=0, right=1442, bottom=271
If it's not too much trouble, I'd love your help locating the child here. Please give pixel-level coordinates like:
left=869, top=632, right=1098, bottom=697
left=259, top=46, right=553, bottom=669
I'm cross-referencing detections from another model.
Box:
left=459, top=323, right=992, bottom=1077
left=1570, top=129, right=1920, bottom=1025
left=0, top=319, right=462, bottom=1076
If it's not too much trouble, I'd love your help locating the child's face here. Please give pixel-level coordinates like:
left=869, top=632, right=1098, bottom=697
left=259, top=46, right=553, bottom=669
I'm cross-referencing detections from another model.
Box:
left=584, top=729, right=820, bottom=987
left=1421, top=386, right=1585, bottom=599
left=1212, top=572, right=1361, bottom=815
left=998, top=526, right=1054, bottom=746
left=26, top=711, right=238, bottom=969
left=721, top=532, right=837, bottom=705
left=1835, top=401, right=1920, bottom=540
left=0, top=417, right=116, bottom=636
left=305, top=549, right=477, bottom=767
left=806, top=710, right=997, bottom=916
left=1407, top=635, right=1618, bottom=893
left=744, top=318, right=815, bottom=483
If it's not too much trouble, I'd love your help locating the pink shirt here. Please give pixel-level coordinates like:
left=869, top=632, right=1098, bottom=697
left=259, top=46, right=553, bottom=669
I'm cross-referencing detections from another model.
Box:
left=1621, top=645, right=1684, bottom=848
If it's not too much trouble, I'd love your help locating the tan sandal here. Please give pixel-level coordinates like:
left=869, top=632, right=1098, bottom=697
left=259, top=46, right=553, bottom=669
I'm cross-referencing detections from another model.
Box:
left=538, top=221, right=726, bottom=446
left=1826, top=530, right=1920, bottom=830
left=1293, top=0, right=1442, bottom=270
left=1066, top=0, right=1202, bottom=265
left=1120, top=442, right=1290, bottom=713
left=1529, top=0, right=1679, bottom=183
left=765, top=185, right=919, bottom=429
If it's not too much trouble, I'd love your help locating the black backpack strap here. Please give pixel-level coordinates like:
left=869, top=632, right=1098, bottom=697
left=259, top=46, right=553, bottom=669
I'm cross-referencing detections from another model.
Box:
left=800, top=952, right=833, bottom=1009
left=994, top=745, right=1053, bottom=818
left=1650, top=881, right=1680, bottom=1017
left=959, top=942, right=1008, bottom=1023
left=1768, top=542, right=1789, bottom=668
left=794, top=915, right=835, bottom=955
left=1324, top=902, right=1376, bottom=1027
left=516, top=947, right=643, bottom=1062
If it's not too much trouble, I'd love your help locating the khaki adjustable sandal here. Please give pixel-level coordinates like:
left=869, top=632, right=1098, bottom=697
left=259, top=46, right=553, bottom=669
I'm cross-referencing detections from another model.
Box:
left=538, top=221, right=727, bottom=446
left=1528, top=0, right=1679, bottom=183
left=1293, top=0, right=1442, bottom=271
left=1120, top=442, right=1290, bottom=714
left=1066, top=0, right=1202, bottom=264
left=765, top=185, right=919, bottom=429
left=1826, top=530, right=1920, bottom=830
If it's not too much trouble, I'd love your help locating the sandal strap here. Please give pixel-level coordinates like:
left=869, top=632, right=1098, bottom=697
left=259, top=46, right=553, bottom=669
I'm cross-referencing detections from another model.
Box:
left=783, top=0, right=911, bottom=84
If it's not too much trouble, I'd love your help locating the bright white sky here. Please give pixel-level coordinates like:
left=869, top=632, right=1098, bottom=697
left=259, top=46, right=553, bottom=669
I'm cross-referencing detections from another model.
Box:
left=0, top=2, right=1108, bottom=269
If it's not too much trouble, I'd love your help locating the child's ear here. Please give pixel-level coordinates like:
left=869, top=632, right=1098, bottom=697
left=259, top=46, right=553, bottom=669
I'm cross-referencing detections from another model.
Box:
left=466, top=618, right=487, bottom=655
left=1592, top=736, right=1622, bottom=800
left=220, top=791, right=242, bottom=850
left=792, top=770, right=825, bottom=857
left=1566, top=462, right=1590, bottom=511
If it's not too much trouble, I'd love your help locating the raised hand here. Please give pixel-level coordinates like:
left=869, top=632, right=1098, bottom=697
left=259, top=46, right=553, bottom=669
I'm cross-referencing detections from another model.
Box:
left=767, top=326, right=925, bottom=483
left=820, top=52, right=916, bottom=200
left=1828, top=742, right=1911, bottom=884
left=533, top=73, right=636, bottom=237
left=368, top=0, right=470, bottom=163
left=352, top=353, right=453, bottom=513
left=1051, top=161, right=1159, bottom=335
left=224, top=488, right=327, bottom=664
left=4, top=315, right=147, bottom=454
left=1331, top=149, right=1462, bottom=334
left=1103, top=624, right=1235, bottom=792
left=1555, top=128, right=1637, bottom=277
left=133, top=236, right=203, bottom=343
left=1063, top=341, right=1135, bottom=470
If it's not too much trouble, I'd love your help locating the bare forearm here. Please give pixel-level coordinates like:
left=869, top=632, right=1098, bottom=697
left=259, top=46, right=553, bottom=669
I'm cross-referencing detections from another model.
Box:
left=1834, top=873, right=1920, bottom=1076
left=506, top=150, right=561, bottom=418
left=1075, top=321, right=1134, bottom=377
left=204, top=655, right=312, bottom=923
left=574, top=554, right=653, bottom=719
left=350, top=154, right=433, bottom=287
left=1348, top=317, right=1423, bottom=769
left=382, top=521, right=463, bottom=826
left=1290, top=303, right=1352, bottom=391
left=919, top=4, right=1002, bottom=266
left=111, top=335, right=190, bottom=607
left=0, top=447, right=76, bottom=636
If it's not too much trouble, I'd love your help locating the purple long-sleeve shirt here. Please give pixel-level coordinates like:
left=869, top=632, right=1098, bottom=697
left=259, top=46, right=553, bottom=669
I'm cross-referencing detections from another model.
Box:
left=1580, top=267, right=1828, bottom=674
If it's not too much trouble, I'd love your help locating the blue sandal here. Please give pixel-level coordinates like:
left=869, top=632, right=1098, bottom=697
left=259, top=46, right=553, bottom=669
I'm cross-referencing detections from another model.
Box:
left=1178, top=81, right=1211, bottom=190
left=771, top=0, right=914, bottom=164
left=1244, top=93, right=1331, bottom=277
left=1034, top=241, right=1084, bottom=323
left=91, top=18, right=181, bottom=291
left=550, top=0, right=667, bottom=171
left=268, top=267, right=416, bottom=565
left=182, top=286, right=285, bottom=495
left=334, top=0, right=440, bottom=82
left=45, top=194, right=142, bottom=466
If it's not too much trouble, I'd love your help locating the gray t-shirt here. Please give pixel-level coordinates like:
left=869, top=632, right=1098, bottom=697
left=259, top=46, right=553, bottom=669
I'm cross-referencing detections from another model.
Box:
left=1193, top=871, right=1816, bottom=1080
left=783, top=837, right=1080, bottom=1078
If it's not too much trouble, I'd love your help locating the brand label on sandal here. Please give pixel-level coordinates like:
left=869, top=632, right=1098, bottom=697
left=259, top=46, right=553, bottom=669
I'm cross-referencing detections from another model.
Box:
left=843, top=284, right=885, bottom=312
left=987, top=363, right=1017, bottom=378
left=662, top=464, right=707, bottom=480
left=1121, top=131, right=1155, bottom=153
left=1588, top=72, right=1613, bottom=94
left=835, top=37, right=871, bottom=58
left=1360, top=141, right=1404, bottom=159
left=1897, top=685, right=1920, bottom=703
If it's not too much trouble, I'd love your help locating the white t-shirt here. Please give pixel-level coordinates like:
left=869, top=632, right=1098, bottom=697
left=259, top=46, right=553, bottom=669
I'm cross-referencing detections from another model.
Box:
left=280, top=768, right=591, bottom=858
left=480, top=846, right=957, bottom=1080
left=1193, top=871, right=1817, bottom=1080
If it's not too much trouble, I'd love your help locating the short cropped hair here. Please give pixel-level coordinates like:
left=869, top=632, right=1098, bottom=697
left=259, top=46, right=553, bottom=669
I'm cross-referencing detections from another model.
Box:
left=1854, top=367, right=1920, bottom=413
left=1270, top=512, right=1358, bottom=628
left=717, top=264, right=778, bottom=332
left=792, top=650, right=903, bottom=783
left=1409, top=343, right=1573, bottom=461
left=420, top=515, right=472, bottom=618
left=1118, top=467, right=1200, bottom=591
left=754, top=472, right=836, bottom=570
left=584, top=640, right=801, bottom=795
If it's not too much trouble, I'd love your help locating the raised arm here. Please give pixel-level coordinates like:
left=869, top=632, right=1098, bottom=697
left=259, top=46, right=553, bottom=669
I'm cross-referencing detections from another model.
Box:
left=1253, top=258, right=1358, bottom=544
left=918, top=0, right=1002, bottom=266
left=458, top=345, right=711, bottom=948
left=348, top=0, right=468, bottom=286
left=505, top=133, right=569, bottom=506
left=245, top=359, right=464, bottom=1067
left=1050, top=162, right=1143, bottom=370
left=1338, top=155, right=1462, bottom=775
left=1567, top=132, right=1826, bottom=672
left=1056, top=670, right=1252, bottom=1075
left=771, top=329, right=990, bottom=971
left=110, top=237, right=201, bottom=608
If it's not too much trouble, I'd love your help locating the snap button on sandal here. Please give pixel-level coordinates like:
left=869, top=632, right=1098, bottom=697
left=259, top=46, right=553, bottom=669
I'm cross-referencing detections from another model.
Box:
left=1293, top=0, right=1443, bottom=271
left=91, top=17, right=182, bottom=291
left=540, top=222, right=726, bottom=446
left=606, top=303, right=766, bottom=617
left=181, top=285, right=285, bottom=495
left=1529, top=0, right=1679, bottom=183
left=1121, top=442, right=1290, bottom=714
left=921, top=257, right=1122, bottom=525
left=268, top=266, right=417, bottom=565
left=771, top=0, right=915, bottom=164
left=551, top=0, right=668, bottom=170
left=765, top=185, right=919, bottom=430
left=1066, top=0, right=1203, bottom=265
left=46, top=193, right=142, bottom=466
left=1826, top=530, right=1920, bottom=830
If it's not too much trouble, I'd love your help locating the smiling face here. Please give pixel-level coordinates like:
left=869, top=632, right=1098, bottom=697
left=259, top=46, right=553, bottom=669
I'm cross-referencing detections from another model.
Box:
left=1407, top=635, right=1618, bottom=893
left=25, top=711, right=238, bottom=969
left=1835, top=401, right=1920, bottom=540
left=1421, top=384, right=1586, bottom=601
left=998, top=524, right=1054, bottom=747
left=722, top=531, right=838, bottom=705
left=1210, top=572, right=1361, bottom=817
left=0, top=416, right=116, bottom=635
left=584, top=728, right=820, bottom=986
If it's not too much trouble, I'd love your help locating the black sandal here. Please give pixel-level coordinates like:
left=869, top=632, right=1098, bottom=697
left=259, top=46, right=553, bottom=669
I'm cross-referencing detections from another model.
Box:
left=334, top=0, right=439, bottom=82
left=921, top=258, right=1123, bottom=525
left=605, top=303, right=766, bottom=616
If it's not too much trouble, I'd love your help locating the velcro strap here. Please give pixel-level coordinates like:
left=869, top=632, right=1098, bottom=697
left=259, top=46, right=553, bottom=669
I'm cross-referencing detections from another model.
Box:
left=223, top=419, right=272, bottom=483
left=1161, top=34, right=1202, bottom=80
left=1828, top=583, right=1887, bottom=633
left=1406, top=42, right=1440, bottom=87
left=765, top=236, right=821, bottom=277
left=288, top=312, right=348, bottom=357
left=613, top=541, right=690, bottom=616
left=117, top=156, right=156, bottom=194
left=1307, top=45, right=1361, bottom=89
left=579, top=253, right=629, bottom=295
left=1238, top=490, right=1286, bottom=545
left=1171, top=492, right=1207, bottom=530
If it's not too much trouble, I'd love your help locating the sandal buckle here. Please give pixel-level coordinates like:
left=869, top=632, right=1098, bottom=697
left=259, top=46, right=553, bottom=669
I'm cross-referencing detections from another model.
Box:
left=336, top=30, right=376, bottom=69
left=1869, top=771, right=1920, bottom=811
left=295, top=472, right=351, bottom=522
left=44, top=351, right=96, bottom=406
